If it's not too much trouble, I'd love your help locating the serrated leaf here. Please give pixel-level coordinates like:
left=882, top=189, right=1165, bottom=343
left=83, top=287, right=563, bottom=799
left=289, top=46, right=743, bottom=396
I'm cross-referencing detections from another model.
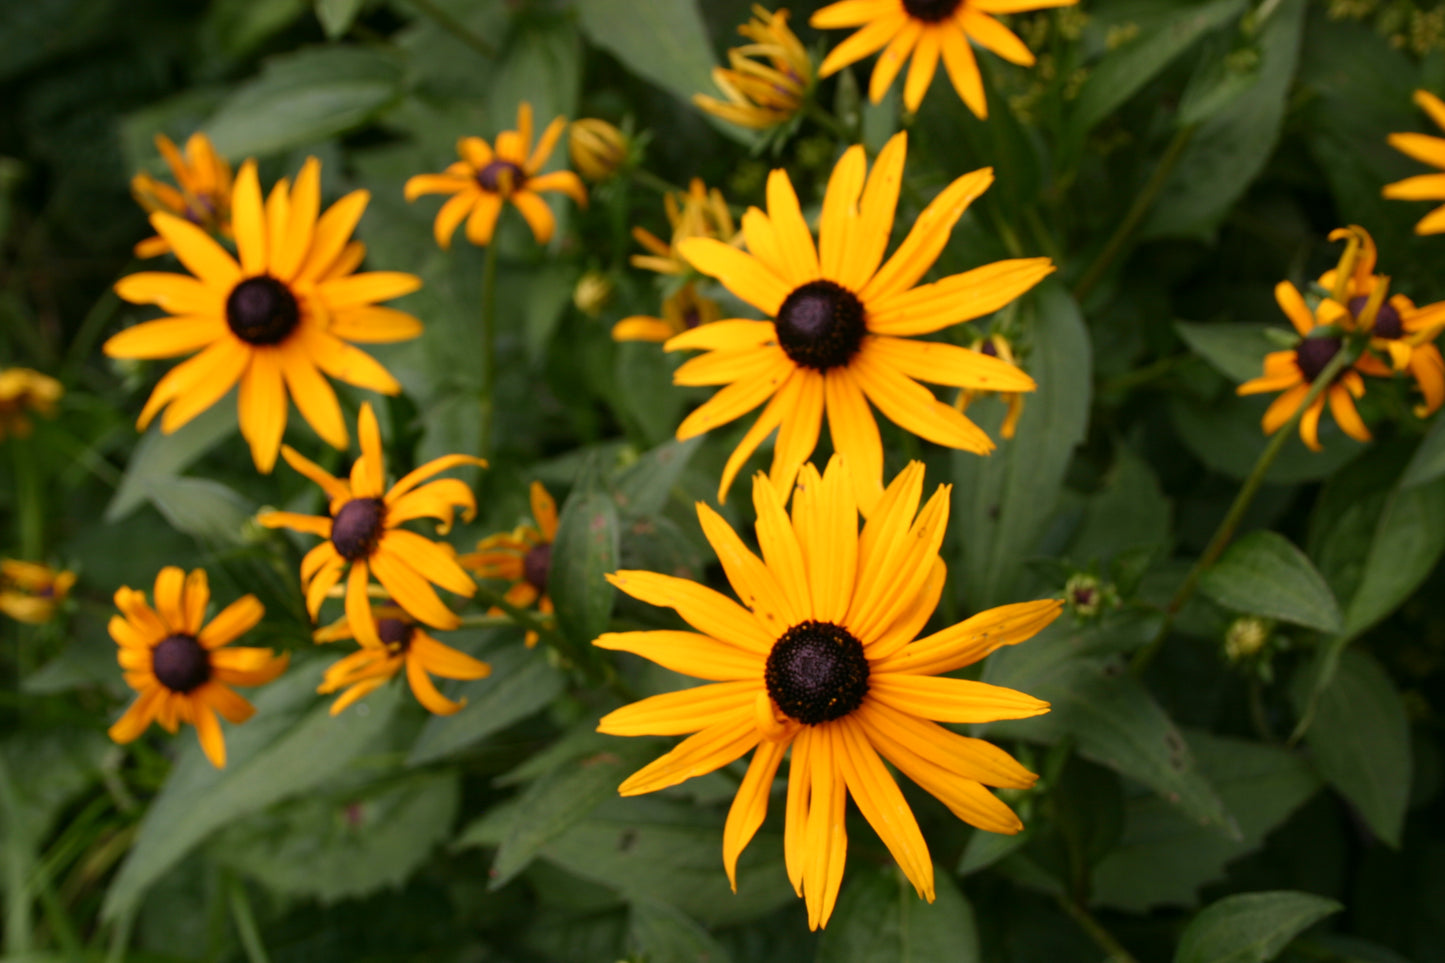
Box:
left=1174, top=321, right=1279, bottom=384
left=550, top=487, right=621, bottom=646
left=1291, top=650, right=1411, bottom=847
left=1174, top=891, right=1341, bottom=963
left=815, top=865, right=979, bottom=963
left=407, top=644, right=564, bottom=766
left=1199, top=531, right=1342, bottom=633
left=102, top=661, right=402, bottom=920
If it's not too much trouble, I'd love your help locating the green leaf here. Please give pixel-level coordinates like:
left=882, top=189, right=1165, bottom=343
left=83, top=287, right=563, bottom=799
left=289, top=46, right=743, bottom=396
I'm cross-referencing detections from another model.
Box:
left=406, top=644, right=564, bottom=766
left=315, top=0, right=365, bottom=38
left=525, top=263, right=582, bottom=365
left=1174, top=321, right=1278, bottom=384
left=1067, top=447, right=1172, bottom=565
left=216, top=770, right=459, bottom=903
left=1142, top=0, right=1305, bottom=239
left=953, top=283, right=1091, bottom=609
left=1176, top=35, right=1262, bottom=128
left=815, top=864, right=979, bottom=963
left=1290, top=650, right=1411, bottom=847
left=614, top=438, right=701, bottom=519
left=629, top=900, right=734, bottom=963
left=1174, top=891, right=1341, bottom=963
left=573, top=0, right=716, bottom=111
left=1340, top=475, right=1445, bottom=640
left=1092, top=731, right=1321, bottom=911
left=1170, top=393, right=1363, bottom=483
left=984, top=620, right=1233, bottom=832
left=1199, top=531, right=1342, bottom=633
left=615, top=342, right=689, bottom=448
left=202, top=46, right=403, bottom=158
left=550, top=486, right=621, bottom=646
left=102, top=661, right=402, bottom=920
left=1400, top=413, right=1445, bottom=488
left=146, top=476, right=254, bottom=544
left=106, top=404, right=237, bottom=522
left=1070, top=0, right=1248, bottom=137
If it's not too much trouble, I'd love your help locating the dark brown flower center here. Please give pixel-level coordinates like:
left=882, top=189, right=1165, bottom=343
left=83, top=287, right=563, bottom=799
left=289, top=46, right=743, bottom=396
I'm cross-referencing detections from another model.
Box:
left=682, top=307, right=702, bottom=330
left=979, top=339, right=999, bottom=357
left=226, top=276, right=301, bottom=346
left=903, top=0, right=963, bottom=22
left=523, top=542, right=552, bottom=592
left=377, top=617, right=414, bottom=652
left=331, top=498, right=386, bottom=561
left=1296, top=336, right=1343, bottom=383
left=764, top=620, right=869, bottom=725
left=775, top=280, right=867, bottom=371
left=152, top=633, right=211, bottom=693
left=477, top=160, right=526, bottom=195
left=1349, top=295, right=1404, bottom=339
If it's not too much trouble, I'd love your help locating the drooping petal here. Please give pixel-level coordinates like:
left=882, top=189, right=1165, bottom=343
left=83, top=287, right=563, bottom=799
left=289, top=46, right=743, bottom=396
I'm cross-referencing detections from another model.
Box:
left=614, top=710, right=760, bottom=795
left=604, top=571, right=774, bottom=653
left=237, top=349, right=288, bottom=473
left=370, top=549, right=463, bottom=630
left=723, top=737, right=790, bottom=890
left=594, top=630, right=764, bottom=680
left=836, top=716, right=934, bottom=900
left=598, top=680, right=761, bottom=736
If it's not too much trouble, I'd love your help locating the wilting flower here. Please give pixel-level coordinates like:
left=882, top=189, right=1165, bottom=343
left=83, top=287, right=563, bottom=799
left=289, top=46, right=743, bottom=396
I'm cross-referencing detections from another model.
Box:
left=0, top=368, right=62, bottom=441
left=568, top=118, right=629, bottom=182
left=811, top=0, right=1077, bottom=117
left=694, top=6, right=814, bottom=130
left=631, top=178, right=739, bottom=277
left=131, top=132, right=233, bottom=259
left=460, top=481, right=558, bottom=648
left=258, top=402, right=486, bottom=648
left=1237, top=282, right=1371, bottom=451
left=613, top=282, right=722, bottom=342
left=0, top=560, right=76, bottom=624
left=405, top=102, right=588, bottom=248
left=107, top=158, right=423, bottom=472
left=673, top=132, right=1051, bottom=508
left=1383, top=89, right=1445, bottom=235
left=954, top=332, right=1027, bottom=438
left=107, top=567, right=288, bottom=768
left=314, top=603, right=491, bottom=715
left=596, top=458, right=1059, bottom=930
left=1316, top=225, right=1445, bottom=417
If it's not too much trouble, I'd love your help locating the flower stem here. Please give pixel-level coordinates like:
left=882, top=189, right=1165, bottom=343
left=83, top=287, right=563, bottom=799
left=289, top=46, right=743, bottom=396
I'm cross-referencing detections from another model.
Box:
left=804, top=99, right=858, bottom=145
left=403, top=0, right=494, bottom=57
left=1054, top=893, right=1142, bottom=963
left=12, top=438, right=43, bottom=559
left=478, top=239, right=498, bottom=458
left=629, top=167, right=685, bottom=197
left=1073, top=124, right=1195, bottom=303
left=1131, top=347, right=1357, bottom=675
left=227, top=876, right=271, bottom=963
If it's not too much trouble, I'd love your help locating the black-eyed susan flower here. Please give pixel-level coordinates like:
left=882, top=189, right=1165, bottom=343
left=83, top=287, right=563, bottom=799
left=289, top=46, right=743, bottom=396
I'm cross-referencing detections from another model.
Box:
left=131, top=132, right=233, bottom=259
left=106, top=157, right=423, bottom=473
left=258, top=402, right=486, bottom=649
left=1384, top=89, right=1445, bottom=235
left=613, top=282, right=722, bottom=343
left=459, top=481, right=558, bottom=648
left=954, top=332, right=1026, bottom=438
left=0, top=560, right=76, bottom=624
left=673, top=133, right=1051, bottom=509
left=0, top=368, right=62, bottom=440
left=811, top=0, right=1077, bottom=117
left=1237, top=281, right=1371, bottom=451
left=314, top=603, right=491, bottom=715
left=596, top=457, right=1060, bottom=930
left=568, top=118, right=629, bottom=183
left=404, top=102, right=588, bottom=248
left=694, top=6, right=814, bottom=130
left=631, top=178, right=739, bottom=278
left=1316, top=225, right=1445, bottom=417
left=108, top=566, right=288, bottom=768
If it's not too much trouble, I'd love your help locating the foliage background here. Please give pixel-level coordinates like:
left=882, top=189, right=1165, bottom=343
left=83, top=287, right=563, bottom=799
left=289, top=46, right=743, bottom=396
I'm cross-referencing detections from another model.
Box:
left=2, top=0, right=1445, bottom=960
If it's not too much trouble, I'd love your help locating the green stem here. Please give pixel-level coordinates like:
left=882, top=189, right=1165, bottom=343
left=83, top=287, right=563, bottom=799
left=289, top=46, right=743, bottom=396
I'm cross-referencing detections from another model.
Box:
left=228, top=876, right=271, bottom=963
left=1054, top=893, right=1142, bottom=963
left=1073, top=124, right=1195, bottom=303
left=404, top=0, right=494, bottom=57
left=61, top=290, right=120, bottom=385
left=478, top=239, right=499, bottom=458
left=12, top=437, right=43, bottom=558
left=1098, top=353, right=1188, bottom=397
left=804, top=99, right=859, bottom=146
left=0, top=753, right=33, bottom=954
left=1131, top=347, right=1357, bottom=675
left=456, top=613, right=517, bottom=629
left=629, top=167, right=685, bottom=197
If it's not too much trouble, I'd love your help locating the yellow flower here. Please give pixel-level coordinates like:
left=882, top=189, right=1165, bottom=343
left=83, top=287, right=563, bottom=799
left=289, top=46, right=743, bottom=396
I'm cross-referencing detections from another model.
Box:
left=568, top=118, right=629, bottom=182
left=672, top=133, right=1051, bottom=508
left=953, top=332, right=1027, bottom=438
left=404, top=102, right=588, bottom=248
left=107, top=566, right=288, bottom=768
left=1383, top=89, right=1445, bottom=234
left=0, top=560, right=76, bottom=624
left=1316, top=225, right=1445, bottom=417
left=631, top=178, right=738, bottom=277
left=573, top=270, right=615, bottom=317
left=131, top=133, right=233, bottom=259
left=811, top=0, right=1078, bottom=117
left=258, top=402, right=486, bottom=649
left=1237, top=282, right=1371, bottom=451
left=694, top=6, right=814, bottom=130
left=460, top=481, right=558, bottom=648
left=106, top=157, right=423, bottom=473
left=0, top=368, right=62, bottom=441
left=314, top=603, right=491, bottom=716
left=612, top=282, right=722, bottom=343
left=597, top=458, right=1060, bottom=930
